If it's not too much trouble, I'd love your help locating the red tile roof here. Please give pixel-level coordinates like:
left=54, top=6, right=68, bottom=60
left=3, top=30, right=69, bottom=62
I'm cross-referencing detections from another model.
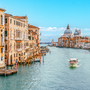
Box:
left=5, top=13, right=13, bottom=17
left=0, top=8, right=6, bottom=11
left=13, top=16, right=27, bottom=19
left=28, top=24, right=39, bottom=29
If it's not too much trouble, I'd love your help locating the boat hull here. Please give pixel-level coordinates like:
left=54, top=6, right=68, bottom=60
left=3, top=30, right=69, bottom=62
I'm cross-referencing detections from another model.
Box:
left=70, top=63, right=78, bottom=67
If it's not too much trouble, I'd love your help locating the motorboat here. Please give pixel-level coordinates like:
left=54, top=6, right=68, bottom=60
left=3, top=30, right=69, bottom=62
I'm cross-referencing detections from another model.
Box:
left=69, top=58, right=78, bottom=67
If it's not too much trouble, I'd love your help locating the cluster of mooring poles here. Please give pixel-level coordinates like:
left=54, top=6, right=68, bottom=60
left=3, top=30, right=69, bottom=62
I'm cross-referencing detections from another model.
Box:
left=0, top=60, right=18, bottom=77
left=1, top=50, right=46, bottom=76
left=40, top=51, right=45, bottom=63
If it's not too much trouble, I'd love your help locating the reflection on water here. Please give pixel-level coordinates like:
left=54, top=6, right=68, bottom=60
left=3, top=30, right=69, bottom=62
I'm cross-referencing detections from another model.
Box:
left=0, top=45, right=90, bottom=90
left=69, top=67, right=77, bottom=70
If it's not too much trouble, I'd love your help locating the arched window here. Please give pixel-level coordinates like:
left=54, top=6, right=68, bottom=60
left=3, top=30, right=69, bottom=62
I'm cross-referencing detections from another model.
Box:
left=1, top=29, right=3, bottom=32
left=1, top=34, right=3, bottom=42
left=1, top=15, right=3, bottom=25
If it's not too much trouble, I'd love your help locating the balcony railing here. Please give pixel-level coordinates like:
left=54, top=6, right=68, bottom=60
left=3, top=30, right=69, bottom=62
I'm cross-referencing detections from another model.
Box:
left=15, top=37, right=23, bottom=40
left=25, top=46, right=30, bottom=49
left=5, top=50, right=7, bottom=53
left=16, top=48, right=22, bottom=51
left=0, top=42, right=5, bottom=46
left=24, top=38, right=29, bottom=41
left=5, top=37, right=8, bottom=40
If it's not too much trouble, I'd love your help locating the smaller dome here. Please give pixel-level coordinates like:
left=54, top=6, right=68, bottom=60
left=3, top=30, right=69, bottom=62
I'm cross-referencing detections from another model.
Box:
left=74, top=29, right=80, bottom=35
left=74, top=32, right=79, bottom=35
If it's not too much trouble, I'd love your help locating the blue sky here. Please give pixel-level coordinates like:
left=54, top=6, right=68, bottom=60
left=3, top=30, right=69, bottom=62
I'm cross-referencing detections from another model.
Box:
left=1, top=0, right=90, bottom=42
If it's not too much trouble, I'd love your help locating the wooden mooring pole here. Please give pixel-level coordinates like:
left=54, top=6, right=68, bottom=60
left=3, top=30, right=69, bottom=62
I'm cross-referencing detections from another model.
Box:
left=16, top=60, right=17, bottom=70
left=5, top=62, right=6, bottom=77
left=43, top=54, right=44, bottom=62
left=40, top=52, right=41, bottom=62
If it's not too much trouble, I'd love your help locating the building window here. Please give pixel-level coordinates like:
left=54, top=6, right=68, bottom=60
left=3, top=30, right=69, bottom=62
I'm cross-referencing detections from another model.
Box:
left=16, top=54, right=17, bottom=57
left=19, top=57, right=20, bottom=61
left=21, top=23, right=22, bottom=27
left=1, top=29, right=3, bottom=32
left=1, top=34, right=3, bottom=42
left=32, top=37, right=34, bottom=40
left=5, top=57, right=6, bottom=59
left=16, top=21, right=20, bottom=26
left=1, top=15, right=3, bottom=25
left=28, top=36, right=31, bottom=40
left=5, top=18, right=7, bottom=23
left=14, top=54, right=15, bottom=57
left=21, top=53, right=23, bottom=56
left=14, top=20, right=15, bottom=25
left=1, top=57, right=3, bottom=61
left=10, top=19, right=12, bottom=24
left=5, top=45, right=7, bottom=51
left=35, top=30, right=37, bottom=32
left=24, top=24, right=25, bottom=27
left=1, top=48, right=3, bottom=53
left=5, top=31, right=7, bottom=36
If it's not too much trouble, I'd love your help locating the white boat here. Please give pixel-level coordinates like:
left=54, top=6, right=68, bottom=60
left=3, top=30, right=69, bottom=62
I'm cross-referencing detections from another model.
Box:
left=34, top=58, right=40, bottom=62
left=69, top=58, right=78, bottom=67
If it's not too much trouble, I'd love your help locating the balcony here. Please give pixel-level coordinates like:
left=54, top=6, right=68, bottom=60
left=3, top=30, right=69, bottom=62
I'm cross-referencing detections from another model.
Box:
left=5, top=37, right=8, bottom=40
left=0, top=42, right=5, bottom=46
left=30, top=48, right=33, bottom=50
left=15, top=37, right=23, bottom=41
left=16, top=48, right=22, bottom=52
left=24, top=38, right=29, bottom=41
left=10, top=37, right=13, bottom=40
left=25, top=46, right=30, bottom=49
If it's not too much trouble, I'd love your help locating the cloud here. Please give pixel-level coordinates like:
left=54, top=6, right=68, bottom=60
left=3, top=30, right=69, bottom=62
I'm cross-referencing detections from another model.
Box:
left=39, top=26, right=90, bottom=32
left=39, top=26, right=65, bottom=31
left=39, top=26, right=90, bottom=42
left=84, top=28, right=90, bottom=31
left=58, top=27, right=66, bottom=30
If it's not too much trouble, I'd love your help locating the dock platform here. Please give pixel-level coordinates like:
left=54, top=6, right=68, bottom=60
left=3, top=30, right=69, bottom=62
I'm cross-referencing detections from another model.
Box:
left=0, top=69, right=18, bottom=76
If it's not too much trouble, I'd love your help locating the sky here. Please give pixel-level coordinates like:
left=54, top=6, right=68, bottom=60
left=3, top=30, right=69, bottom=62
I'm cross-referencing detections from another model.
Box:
left=1, top=0, right=90, bottom=42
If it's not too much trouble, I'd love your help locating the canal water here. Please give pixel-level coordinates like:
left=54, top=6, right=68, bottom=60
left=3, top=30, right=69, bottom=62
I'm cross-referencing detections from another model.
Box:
left=0, top=45, right=90, bottom=90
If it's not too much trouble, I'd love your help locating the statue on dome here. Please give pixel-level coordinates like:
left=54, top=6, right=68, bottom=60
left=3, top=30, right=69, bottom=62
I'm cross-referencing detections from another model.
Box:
left=67, top=24, right=70, bottom=29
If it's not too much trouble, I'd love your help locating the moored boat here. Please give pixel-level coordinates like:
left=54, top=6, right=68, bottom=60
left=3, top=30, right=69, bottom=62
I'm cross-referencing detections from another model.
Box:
left=69, top=58, right=78, bottom=67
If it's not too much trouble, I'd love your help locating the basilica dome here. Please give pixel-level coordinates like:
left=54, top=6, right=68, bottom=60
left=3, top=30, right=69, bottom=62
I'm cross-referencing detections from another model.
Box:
left=64, top=25, right=72, bottom=34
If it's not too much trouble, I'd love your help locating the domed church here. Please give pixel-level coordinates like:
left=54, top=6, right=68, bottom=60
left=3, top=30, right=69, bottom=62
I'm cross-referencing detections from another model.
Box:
left=63, top=25, right=73, bottom=38
left=63, top=25, right=81, bottom=37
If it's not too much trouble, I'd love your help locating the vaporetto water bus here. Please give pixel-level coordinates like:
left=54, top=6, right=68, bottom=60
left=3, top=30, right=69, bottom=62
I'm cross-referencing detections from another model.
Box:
left=69, top=58, right=78, bottom=67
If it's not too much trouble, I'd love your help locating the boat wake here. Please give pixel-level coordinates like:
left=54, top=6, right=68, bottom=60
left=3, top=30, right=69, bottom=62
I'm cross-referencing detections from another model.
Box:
left=76, top=63, right=82, bottom=67
left=78, top=60, right=82, bottom=62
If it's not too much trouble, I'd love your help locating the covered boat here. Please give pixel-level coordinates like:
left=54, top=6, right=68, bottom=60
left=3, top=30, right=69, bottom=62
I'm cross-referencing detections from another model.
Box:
left=69, top=58, right=78, bottom=67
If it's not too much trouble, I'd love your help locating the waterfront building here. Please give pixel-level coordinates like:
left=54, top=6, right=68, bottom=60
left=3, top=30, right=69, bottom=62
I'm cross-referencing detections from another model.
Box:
left=0, top=8, right=6, bottom=68
left=5, top=13, right=29, bottom=65
left=58, top=25, right=90, bottom=49
left=28, top=24, right=39, bottom=57
left=51, top=39, right=58, bottom=46
left=0, top=8, right=40, bottom=66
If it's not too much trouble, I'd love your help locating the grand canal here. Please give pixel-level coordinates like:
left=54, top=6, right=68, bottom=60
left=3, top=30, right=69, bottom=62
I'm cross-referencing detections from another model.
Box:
left=0, top=45, right=90, bottom=90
